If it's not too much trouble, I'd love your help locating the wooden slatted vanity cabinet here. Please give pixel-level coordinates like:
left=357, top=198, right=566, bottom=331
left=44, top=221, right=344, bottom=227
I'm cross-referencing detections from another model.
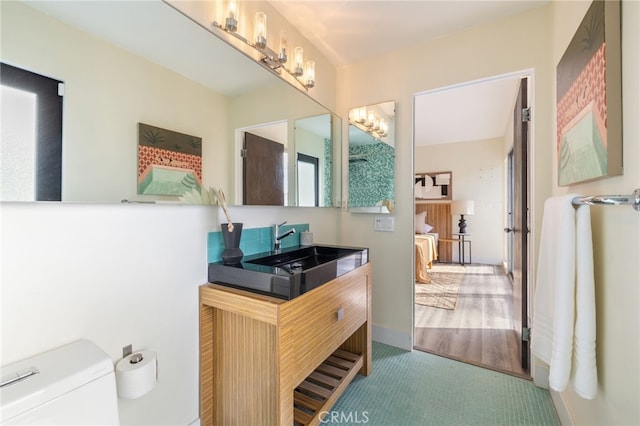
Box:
left=199, top=262, right=372, bottom=425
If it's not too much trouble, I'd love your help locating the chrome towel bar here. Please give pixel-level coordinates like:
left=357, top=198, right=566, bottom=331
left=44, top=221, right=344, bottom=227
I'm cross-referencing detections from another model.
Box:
left=571, top=188, right=640, bottom=211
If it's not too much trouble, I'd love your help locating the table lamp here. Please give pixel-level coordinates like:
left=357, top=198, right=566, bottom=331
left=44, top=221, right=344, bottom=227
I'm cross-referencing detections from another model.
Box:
left=451, top=200, right=474, bottom=234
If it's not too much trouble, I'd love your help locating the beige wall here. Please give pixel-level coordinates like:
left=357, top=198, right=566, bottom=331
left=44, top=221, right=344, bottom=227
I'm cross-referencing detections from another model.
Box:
left=341, top=2, right=639, bottom=423
left=415, top=138, right=505, bottom=265
left=338, top=5, right=552, bottom=347
left=546, top=1, right=640, bottom=424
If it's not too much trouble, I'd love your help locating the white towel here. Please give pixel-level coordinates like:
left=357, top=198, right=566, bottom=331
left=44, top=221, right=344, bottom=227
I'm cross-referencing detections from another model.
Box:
left=572, top=204, right=597, bottom=399
left=531, top=194, right=597, bottom=399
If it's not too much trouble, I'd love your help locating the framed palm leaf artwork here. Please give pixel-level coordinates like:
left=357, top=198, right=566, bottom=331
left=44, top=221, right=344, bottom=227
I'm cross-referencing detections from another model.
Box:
left=556, top=0, right=622, bottom=186
left=137, top=123, right=202, bottom=196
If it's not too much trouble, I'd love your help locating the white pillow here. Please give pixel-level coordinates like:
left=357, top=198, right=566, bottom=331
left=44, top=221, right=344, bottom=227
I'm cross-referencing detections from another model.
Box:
left=423, top=223, right=434, bottom=233
left=415, top=211, right=426, bottom=233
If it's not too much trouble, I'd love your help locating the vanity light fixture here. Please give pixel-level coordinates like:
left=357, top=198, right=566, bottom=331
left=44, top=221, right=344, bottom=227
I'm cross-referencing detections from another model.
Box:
left=211, top=8, right=316, bottom=91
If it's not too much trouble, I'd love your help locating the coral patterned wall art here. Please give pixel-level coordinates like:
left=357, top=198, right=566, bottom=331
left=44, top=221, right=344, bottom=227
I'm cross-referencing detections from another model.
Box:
left=556, top=0, right=622, bottom=186
left=137, top=123, right=202, bottom=195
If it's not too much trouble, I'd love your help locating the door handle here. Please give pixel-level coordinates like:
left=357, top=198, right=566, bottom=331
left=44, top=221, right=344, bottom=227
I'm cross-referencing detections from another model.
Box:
left=504, top=227, right=514, bottom=233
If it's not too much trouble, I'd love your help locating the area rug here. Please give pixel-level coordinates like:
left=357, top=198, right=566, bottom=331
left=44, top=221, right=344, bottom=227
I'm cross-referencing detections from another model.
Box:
left=415, top=264, right=465, bottom=310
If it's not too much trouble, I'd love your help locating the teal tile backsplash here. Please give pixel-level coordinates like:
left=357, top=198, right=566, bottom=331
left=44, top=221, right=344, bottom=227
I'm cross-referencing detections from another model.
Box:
left=207, top=223, right=310, bottom=263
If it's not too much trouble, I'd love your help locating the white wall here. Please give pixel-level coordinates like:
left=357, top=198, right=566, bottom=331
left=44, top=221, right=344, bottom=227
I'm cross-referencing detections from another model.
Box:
left=0, top=202, right=340, bottom=425
left=545, top=1, right=640, bottom=424
left=337, top=5, right=552, bottom=349
left=415, top=138, right=505, bottom=265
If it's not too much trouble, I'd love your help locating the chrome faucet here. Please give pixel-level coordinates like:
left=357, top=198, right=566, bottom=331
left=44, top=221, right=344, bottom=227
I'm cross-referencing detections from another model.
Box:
left=274, top=221, right=296, bottom=253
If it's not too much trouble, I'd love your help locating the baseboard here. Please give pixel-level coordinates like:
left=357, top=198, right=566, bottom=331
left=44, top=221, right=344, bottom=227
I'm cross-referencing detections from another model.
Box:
left=532, top=360, right=573, bottom=426
left=551, top=390, right=574, bottom=426
left=372, top=325, right=412, bottom=350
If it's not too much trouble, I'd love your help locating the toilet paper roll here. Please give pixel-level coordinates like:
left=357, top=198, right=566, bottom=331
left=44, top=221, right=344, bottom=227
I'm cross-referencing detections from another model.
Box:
left=116, top=350, right=157, bottom=399
left=300, top=231, right=313, bottom=246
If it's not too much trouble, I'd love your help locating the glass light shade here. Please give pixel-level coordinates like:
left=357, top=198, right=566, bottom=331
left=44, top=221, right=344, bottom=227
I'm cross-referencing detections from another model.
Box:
left=357, top=108, right=367, bottom=123
left=278, top=30, right=287, bottom=63
left=304, top=60, right=315, bottom=88
left=379, top=118, right=387, bottom=135
left=225, top=0, right=238, bottom=32
left=254, top=12, right=267, bottom=48
left=367, top=112, right=375, bottom=128
left=227, top=0, right=238, bottom=19
left=293, top=46, right=304, bottom=76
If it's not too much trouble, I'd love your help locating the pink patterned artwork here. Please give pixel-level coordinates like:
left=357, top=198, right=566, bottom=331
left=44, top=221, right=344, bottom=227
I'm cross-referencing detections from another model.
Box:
left=556, top=0, right=622, bottom=186
left=137, top=123, right=202, bottom=195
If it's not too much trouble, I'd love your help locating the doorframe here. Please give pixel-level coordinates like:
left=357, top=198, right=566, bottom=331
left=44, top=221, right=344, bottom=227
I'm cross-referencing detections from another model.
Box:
left=410, top=69, right=537, bottom=378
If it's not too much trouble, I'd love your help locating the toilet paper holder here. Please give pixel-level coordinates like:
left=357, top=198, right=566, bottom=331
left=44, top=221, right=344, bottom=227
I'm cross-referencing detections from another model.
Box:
left=130, top=353, right=144, bottom=364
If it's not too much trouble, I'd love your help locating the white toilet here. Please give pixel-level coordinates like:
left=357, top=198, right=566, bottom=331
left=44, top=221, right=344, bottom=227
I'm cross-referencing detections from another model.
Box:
left=1, top=339, right=120, bottom=425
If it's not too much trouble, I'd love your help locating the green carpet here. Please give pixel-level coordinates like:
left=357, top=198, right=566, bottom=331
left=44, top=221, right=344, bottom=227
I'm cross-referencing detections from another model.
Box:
left=330, top=342, right=560, bottom=425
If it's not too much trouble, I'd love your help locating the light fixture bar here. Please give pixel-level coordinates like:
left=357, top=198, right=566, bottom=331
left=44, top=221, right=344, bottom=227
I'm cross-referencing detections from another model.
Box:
left=210, top=19, right=314, bottom=91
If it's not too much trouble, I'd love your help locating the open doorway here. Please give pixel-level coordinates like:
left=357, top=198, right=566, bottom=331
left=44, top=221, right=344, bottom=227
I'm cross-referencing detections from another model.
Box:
left=412, top=72, right=532, bottom=378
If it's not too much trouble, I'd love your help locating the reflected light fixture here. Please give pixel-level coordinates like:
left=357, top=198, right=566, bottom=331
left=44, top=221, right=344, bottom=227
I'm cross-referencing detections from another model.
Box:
left=349, top=106, right=389, bottom=140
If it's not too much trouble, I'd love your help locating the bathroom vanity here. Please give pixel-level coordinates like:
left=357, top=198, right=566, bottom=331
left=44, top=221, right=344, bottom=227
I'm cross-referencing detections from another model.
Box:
left=199, top=262, right=372, bottom=425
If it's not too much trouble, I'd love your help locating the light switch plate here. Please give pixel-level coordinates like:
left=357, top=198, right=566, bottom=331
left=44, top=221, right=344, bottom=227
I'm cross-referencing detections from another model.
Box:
left=374, top=216, right=394, bottom=232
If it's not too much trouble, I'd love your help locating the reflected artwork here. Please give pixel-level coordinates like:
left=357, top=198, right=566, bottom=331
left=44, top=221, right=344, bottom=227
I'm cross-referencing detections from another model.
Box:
left=137, top=123, right=202, bottom=196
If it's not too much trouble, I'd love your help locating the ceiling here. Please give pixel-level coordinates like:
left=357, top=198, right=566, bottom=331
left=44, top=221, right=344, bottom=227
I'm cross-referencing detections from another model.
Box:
left=268, top=0, right=547, bottom=68
left=269, top=0, right=546, bottom=146
left=414, top=75, right=522, bottom=146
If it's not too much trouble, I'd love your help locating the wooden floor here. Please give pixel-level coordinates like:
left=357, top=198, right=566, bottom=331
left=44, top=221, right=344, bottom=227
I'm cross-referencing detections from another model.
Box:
left=414, top=263, right=528, bottom=378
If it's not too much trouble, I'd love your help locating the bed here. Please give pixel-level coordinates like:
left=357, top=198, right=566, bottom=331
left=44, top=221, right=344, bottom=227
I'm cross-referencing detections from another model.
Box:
left=415, top=233, right=438, bottom=283
left=415, top=203, right=452, bottom=283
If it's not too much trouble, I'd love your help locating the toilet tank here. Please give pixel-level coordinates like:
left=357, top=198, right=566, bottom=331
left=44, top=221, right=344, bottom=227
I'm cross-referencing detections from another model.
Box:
left=1, top=339, right=120, bottom=425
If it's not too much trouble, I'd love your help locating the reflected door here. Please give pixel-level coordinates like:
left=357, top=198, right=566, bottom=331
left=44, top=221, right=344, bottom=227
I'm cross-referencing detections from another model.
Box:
left=243, top=132, right=284, bottom=206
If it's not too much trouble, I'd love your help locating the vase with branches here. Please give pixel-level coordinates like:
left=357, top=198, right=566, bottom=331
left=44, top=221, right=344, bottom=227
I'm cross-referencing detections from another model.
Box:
left=181, top=187, right=243, bottom=263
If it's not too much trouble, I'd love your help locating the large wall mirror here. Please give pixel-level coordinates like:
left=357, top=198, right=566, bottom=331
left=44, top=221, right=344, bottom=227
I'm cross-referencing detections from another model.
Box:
left=347, top=101, right=395, bottom=213
left=0, top=0, right=340, bottom=207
